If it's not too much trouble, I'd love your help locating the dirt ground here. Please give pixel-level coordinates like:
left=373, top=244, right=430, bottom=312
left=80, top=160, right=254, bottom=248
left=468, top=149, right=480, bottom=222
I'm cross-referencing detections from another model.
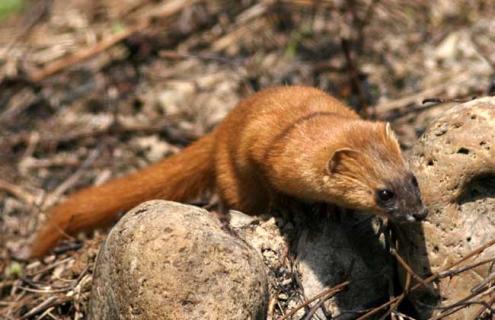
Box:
left=1, top=0, right=495, bottom=319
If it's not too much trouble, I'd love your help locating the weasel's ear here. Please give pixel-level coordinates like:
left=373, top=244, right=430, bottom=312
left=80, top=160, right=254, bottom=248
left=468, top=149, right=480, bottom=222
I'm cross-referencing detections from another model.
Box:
left=384, top=122, right=402, bottom=150
left=327, top=148, right=359, bottom=174
left=385, top=122, right=395, bottom=138
left=384, top=122, right=398, bottom=141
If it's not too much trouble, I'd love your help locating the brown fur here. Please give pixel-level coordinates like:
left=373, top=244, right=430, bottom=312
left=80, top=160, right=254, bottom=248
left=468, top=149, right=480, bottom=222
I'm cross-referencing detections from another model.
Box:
left=25, top=86, right=412, bottom=258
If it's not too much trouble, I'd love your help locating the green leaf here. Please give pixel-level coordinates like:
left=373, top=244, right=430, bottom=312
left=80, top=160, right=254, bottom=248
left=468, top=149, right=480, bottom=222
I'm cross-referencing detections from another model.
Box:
left=0, top=0, right=24, bottom=22
left=5, top=261, right=23, bottom=278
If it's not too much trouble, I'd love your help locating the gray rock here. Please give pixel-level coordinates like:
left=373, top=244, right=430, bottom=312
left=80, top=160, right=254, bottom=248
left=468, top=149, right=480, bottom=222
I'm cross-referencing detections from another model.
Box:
left=228, top=204, right=392, bottom=319
left=89, top=200, right=268, bottom=320
left=296, top=212, right=391, bottom=319
left=400, top=98, right=495, bottom=319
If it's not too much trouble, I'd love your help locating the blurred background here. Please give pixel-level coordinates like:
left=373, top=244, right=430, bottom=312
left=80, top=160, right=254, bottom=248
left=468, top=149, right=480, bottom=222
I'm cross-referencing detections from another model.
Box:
left=1, top=0, right=495, bottom=318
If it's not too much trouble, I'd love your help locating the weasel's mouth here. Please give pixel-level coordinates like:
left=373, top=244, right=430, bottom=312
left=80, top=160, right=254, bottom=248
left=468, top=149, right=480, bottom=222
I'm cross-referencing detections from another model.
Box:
left=389, top=212, right=423, bottom=224
left=404, top=214, right=417, bottom=223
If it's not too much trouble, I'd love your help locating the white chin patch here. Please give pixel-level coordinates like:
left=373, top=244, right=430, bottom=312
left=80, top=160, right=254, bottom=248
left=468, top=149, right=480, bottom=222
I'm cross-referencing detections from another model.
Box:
left=405, top=215, right=416, bottom=222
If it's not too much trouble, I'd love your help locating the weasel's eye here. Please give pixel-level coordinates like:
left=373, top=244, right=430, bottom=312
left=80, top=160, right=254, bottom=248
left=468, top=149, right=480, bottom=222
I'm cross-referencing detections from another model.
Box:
left=411, top=176, right=419, bottom=188
left=377, top=189, right=395, bottom=202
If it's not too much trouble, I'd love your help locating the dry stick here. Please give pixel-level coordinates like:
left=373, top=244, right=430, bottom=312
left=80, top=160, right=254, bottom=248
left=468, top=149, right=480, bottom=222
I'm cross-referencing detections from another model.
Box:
left=302, top=297, right=327, bottom=320
left=210, top=1, right=271, bottom=53
left=0, top=179, right=35, bottom=205
left=5, top=0, right=52, bottom=52
left=159, top=50, right=243, bottom=66
left=432, top=286, right=495, bottom=320
left=379, top=264, right=411, bottom=320
left=278, top=280, right=350, bottom=320
left=374, top=72, right=470, bottom=115
left=26, top=258, right=73, bottom=277
left=20, top=296, right=71, bottom=320
left=42, top=149, right=100, bottom=210
left=431, top=287, right=495, bottom=320
left=28, top=0, right=196, bottom=82
left=473, top=293, right=495, bottom=319
left=438, top=257, right=495, bottom=278
left=356, top=237, right=495, bottom=320
left=267, top=296, right=278, bottom=320
left=471, top=36, right=495, bottom=71
left=437, top=303, right=489, bottom=320
left=3, top=120, right=197, bottom=151
left=340, top=38, right=369, bottom=117
left=391, top=249, right=430, bottom=289
left=19, top=296, right=57, bottom=319
left=471, top=271, right=495, bottom=294
left=29, top=23, right=144, bottom=82
left=35, top=306, right=56, bottom=320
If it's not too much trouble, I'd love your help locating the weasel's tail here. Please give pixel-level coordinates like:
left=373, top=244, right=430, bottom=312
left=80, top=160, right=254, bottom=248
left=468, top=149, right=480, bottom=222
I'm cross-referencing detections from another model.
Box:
left=27, top=134, right=216, bottom=258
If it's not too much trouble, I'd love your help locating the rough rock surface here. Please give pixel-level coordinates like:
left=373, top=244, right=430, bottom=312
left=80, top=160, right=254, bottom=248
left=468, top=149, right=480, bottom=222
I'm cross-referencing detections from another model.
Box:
left=400, top=98, right=495, bottom=319
left=89, top=200, right=268, bottom=320
left=296, top=212, right=391, bottom=319
left=229, top=207, right=393, bottom=319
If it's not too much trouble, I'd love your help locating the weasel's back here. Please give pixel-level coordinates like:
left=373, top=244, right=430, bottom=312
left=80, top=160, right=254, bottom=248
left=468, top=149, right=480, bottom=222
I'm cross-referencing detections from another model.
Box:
left=223, top=86, right=358, bottom=128
left=214, top=86, right=359, bottom=164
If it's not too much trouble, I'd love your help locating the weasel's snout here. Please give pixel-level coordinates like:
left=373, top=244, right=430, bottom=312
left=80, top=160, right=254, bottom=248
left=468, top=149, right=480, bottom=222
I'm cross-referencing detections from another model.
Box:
left=412, top=207, right=428, bottom=222
left=390, top=207, right=428, bottom=224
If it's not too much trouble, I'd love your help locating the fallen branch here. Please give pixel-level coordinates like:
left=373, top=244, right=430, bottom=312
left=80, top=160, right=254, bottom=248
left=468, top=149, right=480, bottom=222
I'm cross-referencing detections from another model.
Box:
left=356, top=237, right=495, bottom=320
left=28, top=0, right=197, bottom=82
left=20, top=296, right=58, bottom=319
left=391, top=249, right=430, bottom=289
left=278, top=280, right=350, bottom=320
left=374, top=72, right=471, bottom=116
left=42, top=149, right=100, bottom=210
left=2, top=120, right=198, bottom=152
left=0, top=179, right=35, bottom=205
left=472, top=294, right=495, bottom=319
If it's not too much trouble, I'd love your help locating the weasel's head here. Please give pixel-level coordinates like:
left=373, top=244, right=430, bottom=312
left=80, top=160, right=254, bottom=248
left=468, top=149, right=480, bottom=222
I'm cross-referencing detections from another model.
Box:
left=325, top=121, right=427, bottom=223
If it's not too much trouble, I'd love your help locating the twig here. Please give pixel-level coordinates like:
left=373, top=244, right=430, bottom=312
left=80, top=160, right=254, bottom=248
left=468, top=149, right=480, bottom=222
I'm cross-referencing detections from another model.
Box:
left=341, top=38, right=369, bottom=117
left=431, top=286, right=495, bottom=319
left=422, top=97, right=475, bottom=105
left=391, top=249, right=430, bottom=289
left=211, top=18, right=268, bottom=53
left=2, top=120, right=197, bottom=151
left=374, top=72, right=470, bottom=115
left=29, top=24, right=144, bottom=82
left=356, top=237, right=495, bottom=320
left=209, top=1, right=272, bottom=52
left=471, top=271, right=495, bottom=294
left=302, top=297, right=327, bottom=320
left=267, top=296, right=278, bottom=320
left=278, top=280, right=350, bottom=320
left=471, top=35, right=495, bottom=71
left=438, top=257, right=495, bottom=278
left=20, top=296, right=58, bottom=319
left=472, top=294, right=495, bottom=319
left=0, top=179, right=35, bottom=205
left=26, top=257, right=74, bottom=277
left=159, top=50, right=244, bottom=66
left=42, top=149, right=100, bottom=210
left=28, top=0, right=196, bottom=82
left=35, top=306, right=56, bottom=320
left=5, top=0, right=52, bottom=53
left=379, top=250, right=411, bottom=320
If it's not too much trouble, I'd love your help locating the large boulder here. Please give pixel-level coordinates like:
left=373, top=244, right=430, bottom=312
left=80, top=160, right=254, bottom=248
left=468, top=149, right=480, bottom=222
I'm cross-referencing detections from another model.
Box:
left=89, top=200, right=268, bottom=320
left=400, top=97, right=495, bottom=319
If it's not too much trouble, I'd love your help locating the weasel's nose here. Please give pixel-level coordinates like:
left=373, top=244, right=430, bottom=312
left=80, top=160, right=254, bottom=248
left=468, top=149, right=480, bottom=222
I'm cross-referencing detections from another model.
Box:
left=413, top=207, right=428, bottom=221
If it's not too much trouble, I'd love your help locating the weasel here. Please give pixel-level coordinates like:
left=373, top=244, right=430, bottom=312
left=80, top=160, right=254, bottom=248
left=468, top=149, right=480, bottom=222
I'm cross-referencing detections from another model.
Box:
left=23, top=86, right=427, bottom=258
